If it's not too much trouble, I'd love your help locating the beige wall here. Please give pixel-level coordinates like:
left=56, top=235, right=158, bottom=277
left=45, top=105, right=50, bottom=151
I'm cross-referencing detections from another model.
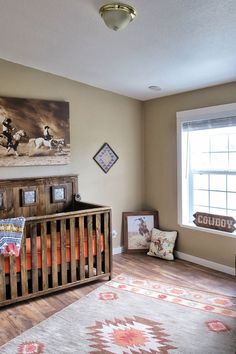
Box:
left=1, top=58, right=235, bottom=268
left=0, top=59, right=144, bottom=249
left=144, top=82, right=236, bottom=268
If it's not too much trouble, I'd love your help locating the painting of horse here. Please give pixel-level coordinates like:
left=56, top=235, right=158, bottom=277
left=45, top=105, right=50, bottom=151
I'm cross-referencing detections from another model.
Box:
left=0, top=130, right=26, bottom=156
left=0, top=97, right=70, bottom=166
left=29, top=137, right=65, bottom=151
left=123, top=211, right=159, bottom=252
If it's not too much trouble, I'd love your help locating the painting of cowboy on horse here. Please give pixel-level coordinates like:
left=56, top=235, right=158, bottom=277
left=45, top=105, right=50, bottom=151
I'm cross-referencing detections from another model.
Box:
left=0, top=97, right=70, bottom=166
left=2, top=117, right=14, bottom=147
left=0, top=117, right=27, bottom=156
left=126, top=213, right=157, bottom=251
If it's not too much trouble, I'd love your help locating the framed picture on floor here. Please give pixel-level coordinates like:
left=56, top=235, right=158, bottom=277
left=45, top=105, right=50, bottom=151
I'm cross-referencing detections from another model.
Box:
left=123, top=210, right=159, bottom=253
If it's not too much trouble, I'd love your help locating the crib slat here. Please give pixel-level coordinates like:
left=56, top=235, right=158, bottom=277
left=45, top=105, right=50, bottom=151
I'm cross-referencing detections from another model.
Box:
left=0, top=255, right=6, bottom=301
left=31, top=224, right=38, bottom=293
left=87, top=215, right=93, bottom=278
left=104, top=212, right=110, bottom=274
left=20, top=231, right=28, bottom=296
left=96, top=214, right=101, bottom=276
left=79, top=216, right=85, bottom=280
left=69, top=218, right=76, bottom=282
left=41, top=222, right=48, bottom=290
left=9, top=256, right=17, bottom=299
left=60, top=219, right=67, bottom=285
left=51, top=220, right=58, bottom=288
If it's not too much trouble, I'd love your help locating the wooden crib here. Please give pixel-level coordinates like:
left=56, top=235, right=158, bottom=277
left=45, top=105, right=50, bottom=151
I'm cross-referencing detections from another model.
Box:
left=0, top=175, right=112, bottom=307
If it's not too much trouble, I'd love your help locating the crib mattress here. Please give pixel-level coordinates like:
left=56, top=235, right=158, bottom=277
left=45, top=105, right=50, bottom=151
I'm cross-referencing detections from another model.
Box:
left=4, top=228, right=104, bottom=274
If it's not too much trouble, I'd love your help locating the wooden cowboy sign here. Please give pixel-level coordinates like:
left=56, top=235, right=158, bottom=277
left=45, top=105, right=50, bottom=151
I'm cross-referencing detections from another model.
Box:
left=193, top=212, right=236, bottom=233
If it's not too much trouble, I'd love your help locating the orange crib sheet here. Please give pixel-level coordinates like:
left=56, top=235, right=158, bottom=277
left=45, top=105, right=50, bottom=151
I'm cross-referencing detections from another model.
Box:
left=4, top=228, right=104, bottom=274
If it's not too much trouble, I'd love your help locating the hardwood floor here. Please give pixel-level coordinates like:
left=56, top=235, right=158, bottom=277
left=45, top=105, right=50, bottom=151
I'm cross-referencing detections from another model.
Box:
left=0, top=253, right=235, bottom=347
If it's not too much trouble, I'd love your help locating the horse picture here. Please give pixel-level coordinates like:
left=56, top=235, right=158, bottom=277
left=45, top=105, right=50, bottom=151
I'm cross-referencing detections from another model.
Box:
left=0, top=130, right=26, bottom=156
left=29, top=137, right=65, bottom=151
left=123, top=211, right=159, bottom=252
left=0, top=97, right=70, bottom=166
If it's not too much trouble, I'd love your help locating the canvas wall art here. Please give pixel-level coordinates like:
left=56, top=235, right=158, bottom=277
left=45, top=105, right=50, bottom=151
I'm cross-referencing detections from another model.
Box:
left=0, top=97, right=70, bottom=166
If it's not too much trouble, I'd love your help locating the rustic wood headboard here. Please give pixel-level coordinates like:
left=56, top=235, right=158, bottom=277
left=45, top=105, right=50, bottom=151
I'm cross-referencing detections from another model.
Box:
left=0, top=175, right=78, bottom=219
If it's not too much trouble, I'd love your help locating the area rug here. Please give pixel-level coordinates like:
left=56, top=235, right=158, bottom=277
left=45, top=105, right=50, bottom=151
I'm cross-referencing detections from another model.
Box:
left=1, top=274, right=236, bottom=354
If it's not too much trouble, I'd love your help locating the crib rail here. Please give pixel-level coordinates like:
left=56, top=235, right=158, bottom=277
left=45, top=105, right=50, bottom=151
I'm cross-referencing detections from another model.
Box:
left=0, top=207, right=112, bottom=307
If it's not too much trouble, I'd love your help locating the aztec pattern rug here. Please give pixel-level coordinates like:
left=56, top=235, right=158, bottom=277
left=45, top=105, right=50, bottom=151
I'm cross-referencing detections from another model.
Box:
left=1, top=274, right=236, bottom=354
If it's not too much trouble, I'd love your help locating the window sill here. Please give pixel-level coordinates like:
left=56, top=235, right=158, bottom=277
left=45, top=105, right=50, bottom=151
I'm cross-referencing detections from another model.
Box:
left=179, top=222, right=236, bottom=239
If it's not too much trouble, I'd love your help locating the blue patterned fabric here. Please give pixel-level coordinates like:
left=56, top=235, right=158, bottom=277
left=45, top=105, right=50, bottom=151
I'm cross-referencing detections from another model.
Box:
left=0, top=217, right=25, bottom=256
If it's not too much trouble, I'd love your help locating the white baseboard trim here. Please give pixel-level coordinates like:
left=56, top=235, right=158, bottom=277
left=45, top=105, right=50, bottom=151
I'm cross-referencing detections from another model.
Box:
left=175, top=251, right=235, bottom=276
left=113, top=246, right=124, bottom=255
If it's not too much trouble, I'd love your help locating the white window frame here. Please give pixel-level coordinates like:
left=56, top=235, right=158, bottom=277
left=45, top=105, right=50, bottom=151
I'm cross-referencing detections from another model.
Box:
left=177, top=102, right=236, bottom=239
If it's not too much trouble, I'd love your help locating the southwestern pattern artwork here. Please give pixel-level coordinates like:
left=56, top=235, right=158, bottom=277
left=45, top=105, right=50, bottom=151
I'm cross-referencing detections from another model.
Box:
left=93, top=143, right=119, bottom=173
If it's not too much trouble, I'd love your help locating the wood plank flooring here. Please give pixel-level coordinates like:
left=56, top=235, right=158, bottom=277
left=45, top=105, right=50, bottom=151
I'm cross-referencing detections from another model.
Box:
left=0, top=253, right=235, bottom=347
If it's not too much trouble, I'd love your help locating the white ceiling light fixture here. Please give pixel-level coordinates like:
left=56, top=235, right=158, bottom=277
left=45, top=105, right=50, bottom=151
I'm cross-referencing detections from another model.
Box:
left=99, top=3, right=137, bottom=31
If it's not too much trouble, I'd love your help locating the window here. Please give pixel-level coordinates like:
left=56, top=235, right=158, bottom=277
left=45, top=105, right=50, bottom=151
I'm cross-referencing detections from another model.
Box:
left=177, top=103, right=236, bottom=237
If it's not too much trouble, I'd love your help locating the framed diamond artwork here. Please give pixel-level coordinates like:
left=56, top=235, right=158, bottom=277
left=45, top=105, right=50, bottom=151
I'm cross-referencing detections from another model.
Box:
left=21, top=188, right=38, bottom=206
left=93, top=143, right=119, bottom=173
left=52, top=185, right=67, bottom=203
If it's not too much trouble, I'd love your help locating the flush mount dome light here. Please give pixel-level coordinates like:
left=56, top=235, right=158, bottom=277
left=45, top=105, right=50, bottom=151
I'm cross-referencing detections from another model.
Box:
left=99, top=3, right=137, bottom=31
left=148, top=85, right=162, bottom=91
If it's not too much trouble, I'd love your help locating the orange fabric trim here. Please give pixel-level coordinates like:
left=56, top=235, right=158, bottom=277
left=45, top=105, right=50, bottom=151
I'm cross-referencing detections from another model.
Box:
left=4, top=228, right=104, bottom=274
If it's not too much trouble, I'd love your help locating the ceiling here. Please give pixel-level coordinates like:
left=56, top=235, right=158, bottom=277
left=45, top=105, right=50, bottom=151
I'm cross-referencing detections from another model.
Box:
left=0, top=0, right=236, bottom=101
